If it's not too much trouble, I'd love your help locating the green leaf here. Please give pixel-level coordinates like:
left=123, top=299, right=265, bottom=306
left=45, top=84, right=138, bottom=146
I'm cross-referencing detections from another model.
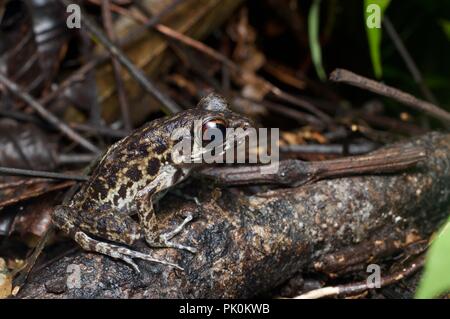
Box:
left=416, top=217, right=450, bottom=299
left=364, top=0, right=391, bottom=78
left=308, top=0, right=326, bottom=81
left=440, top=20, right=450, bottom=40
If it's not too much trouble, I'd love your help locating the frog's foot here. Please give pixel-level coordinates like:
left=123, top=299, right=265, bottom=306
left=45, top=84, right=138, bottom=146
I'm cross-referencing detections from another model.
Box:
left=74, top=231, right=183, bottom=272
left=146, top=214, right=198, bottom=254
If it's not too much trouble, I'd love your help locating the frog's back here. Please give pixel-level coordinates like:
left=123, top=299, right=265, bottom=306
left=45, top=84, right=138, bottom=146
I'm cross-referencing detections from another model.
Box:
left=69, top=106, right=226, bottom=212
left=72, top=116, right=177, bottom=211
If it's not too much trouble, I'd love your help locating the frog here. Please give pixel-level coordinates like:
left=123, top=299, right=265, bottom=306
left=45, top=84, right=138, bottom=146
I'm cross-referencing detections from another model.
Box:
left=51, top=93, right=252, bottom=272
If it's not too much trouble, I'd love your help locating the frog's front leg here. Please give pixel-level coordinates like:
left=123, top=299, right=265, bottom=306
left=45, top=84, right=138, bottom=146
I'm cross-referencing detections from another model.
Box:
left=136, top=185, right=197, bottom=254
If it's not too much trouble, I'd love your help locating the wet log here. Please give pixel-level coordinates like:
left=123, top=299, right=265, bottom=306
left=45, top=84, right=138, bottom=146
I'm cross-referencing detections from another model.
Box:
left=18, top=132, right=450, bottom=298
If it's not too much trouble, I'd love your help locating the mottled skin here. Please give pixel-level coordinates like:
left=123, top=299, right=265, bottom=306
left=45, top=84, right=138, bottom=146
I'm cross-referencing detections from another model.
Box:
left=52, top=94, right=252, bottom=271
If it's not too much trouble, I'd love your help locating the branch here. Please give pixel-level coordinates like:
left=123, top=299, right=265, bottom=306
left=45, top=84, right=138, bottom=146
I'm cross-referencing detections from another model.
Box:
left=200, top=144, right=426, bottom=186
left=294, top=255, right=425, bottom=299
left=329, top=69, right=450, bottom=125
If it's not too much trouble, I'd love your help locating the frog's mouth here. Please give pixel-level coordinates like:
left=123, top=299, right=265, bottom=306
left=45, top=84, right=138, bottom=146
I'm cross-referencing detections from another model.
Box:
left=189, top=128, right=252, bottom=164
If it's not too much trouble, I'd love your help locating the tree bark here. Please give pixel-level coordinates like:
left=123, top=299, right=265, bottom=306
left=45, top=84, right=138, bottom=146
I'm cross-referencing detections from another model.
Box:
left=18, top=132, right=450, bottom=298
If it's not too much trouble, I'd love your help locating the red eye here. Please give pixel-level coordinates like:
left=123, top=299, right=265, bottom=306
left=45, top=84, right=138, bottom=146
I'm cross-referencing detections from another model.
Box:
left=202, top=118, right=227, bottom=146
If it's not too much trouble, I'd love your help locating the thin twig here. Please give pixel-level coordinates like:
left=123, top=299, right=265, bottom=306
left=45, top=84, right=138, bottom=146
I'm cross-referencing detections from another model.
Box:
left=71, top=122, right=128, bottom=138
left=280, top=142, right=378, bottom=156
left=39, top=60, right=97, bottom=106
left=95, top=1, right=332, bottom=124
left=11, top=227, right=56, bottom=294
left=153, top=24, right=332, bottom=120
left=247, top=97, right=324, bottom=127
left=59, top=0, right=181, bottom=115
left=330, top=68, right=450, bottom=125
left=57, top=153, right=97, bottom=165
left=359, top=112, right=426, bottom=136
left=101, top=0, right=132, bottom=131
left=383, top=16, right=438, bottom=105
left=0, top=107, right=126, bottom=139
left=0, top=108, right=42, bottom=125
left=294, top=254, right=425, bottom=299
left=86, top=0, right=180, bottom=55
left=0, top=72, right=101, bottom=153
left=0, top=167, right=88, bottom=182
left=142, top=0, right=185, bottom=29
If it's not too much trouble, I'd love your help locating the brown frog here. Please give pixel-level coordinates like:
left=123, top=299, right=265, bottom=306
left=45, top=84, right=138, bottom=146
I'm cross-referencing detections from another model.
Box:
left=52, top=93, right=252, bottom=272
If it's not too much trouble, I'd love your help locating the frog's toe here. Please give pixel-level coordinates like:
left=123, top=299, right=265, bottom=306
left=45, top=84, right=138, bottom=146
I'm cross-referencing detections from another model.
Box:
left=144, top=213, right=197, bottom=254
left=158, top=239, right=198, bottom=254
left=161, top=213, right=194, bottom=241
left=184, top=245, right=197, bottom=254
left=145, top=235, right=197, bottom=254
left=116, top=246, right=184, bottom=271
left=120, top=256, right=141, bottom=273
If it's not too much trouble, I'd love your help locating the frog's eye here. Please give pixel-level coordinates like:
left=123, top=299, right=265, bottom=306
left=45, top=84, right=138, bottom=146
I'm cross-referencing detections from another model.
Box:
left=201, top=118, right=227, bottom=146
left=202, top=118, right=227, bottom=136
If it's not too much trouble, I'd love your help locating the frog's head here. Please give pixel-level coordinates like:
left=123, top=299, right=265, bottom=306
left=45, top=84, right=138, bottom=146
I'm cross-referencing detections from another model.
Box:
left=197, top=92, right=253, bottom=133
left=170, top=93, right=254, bottom=166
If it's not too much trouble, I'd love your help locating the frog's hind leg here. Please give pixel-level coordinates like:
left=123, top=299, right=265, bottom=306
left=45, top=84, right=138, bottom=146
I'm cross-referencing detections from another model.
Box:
left=73, top=231, right=183, bottom=272
left=53, top=206, right=182, bottom=272
left=76, top=209, right=142, bottom=246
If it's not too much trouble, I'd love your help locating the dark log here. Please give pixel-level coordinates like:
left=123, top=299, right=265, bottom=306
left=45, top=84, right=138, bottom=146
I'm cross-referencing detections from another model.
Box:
left=18, top=132, right=450, bottom=298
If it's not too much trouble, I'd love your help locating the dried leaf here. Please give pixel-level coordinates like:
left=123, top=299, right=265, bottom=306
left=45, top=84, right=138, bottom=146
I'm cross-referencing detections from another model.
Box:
left=1, top=0, right=74, bottom=91
left=0, top=179, right=73, bottom=210
left=0, top=119, right=57, bottom=171
left=0, top=0, right=46, bottom=98
left=0, top=119, right=72, bottom=212
left=11, top=192, right=58, bottom=238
